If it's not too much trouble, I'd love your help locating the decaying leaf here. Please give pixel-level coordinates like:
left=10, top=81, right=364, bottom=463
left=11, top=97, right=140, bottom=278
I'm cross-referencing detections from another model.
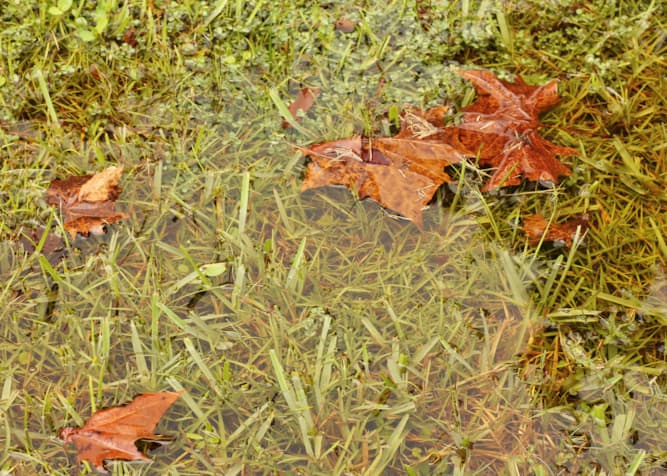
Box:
left=61, top=391, right=182, bottom=474
left=282, top=87, right=320, bottom=129
left=299, top=69, right=577, bottom=225
left=18, top=226, right=66, bottom=257
left=445, top=69, right=576, bottom=191
left=523, top=213, right=589, bottom=247
left=301, top=128, right=465, bottom=226
left=46, top=166, right=127, bottom=238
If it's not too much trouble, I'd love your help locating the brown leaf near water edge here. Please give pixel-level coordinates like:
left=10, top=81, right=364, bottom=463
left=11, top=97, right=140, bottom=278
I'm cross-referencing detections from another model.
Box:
left=60, top=391, right=182, bottom=474
left=46, top=166, right=127, bottom=239
left=334, top=18, right=356, bottom=33
left=523, top=213, right=589, bottom=248
left=282, top=87, right=320, bottom=129
left=445, top=69, right=577, bottom=191
left=301, top=130, right=465, bottom=227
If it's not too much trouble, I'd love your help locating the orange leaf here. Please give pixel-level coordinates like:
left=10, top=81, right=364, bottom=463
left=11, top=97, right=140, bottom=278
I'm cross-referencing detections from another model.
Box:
left=334, top=18, right=356, bottom=33
left=46, top=166, right=127, bottom=239
left=302, top=130, right=464, bottom=227
left=522, top=213, right=589, bottom=247
left=61, top=391, right=182, bottom=474
left=446, top=69, right=576, bottom=191
left=297, top=69, right=579, bottom=226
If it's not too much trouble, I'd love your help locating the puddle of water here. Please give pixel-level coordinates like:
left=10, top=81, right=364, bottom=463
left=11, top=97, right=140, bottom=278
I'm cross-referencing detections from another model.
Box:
left=2, top=3, right=666, bottom=474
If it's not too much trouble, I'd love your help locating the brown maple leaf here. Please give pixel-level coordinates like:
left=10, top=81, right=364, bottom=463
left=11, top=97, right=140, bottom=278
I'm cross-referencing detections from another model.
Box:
left=46, top=166, right=127, bottom=239
left=61, top=391, right=182, bottom=474
left=522, top=213, right=589, bottom=247
left=445, top=69, right=576, bottom=191
left=301, top=125, right=465, bottom=226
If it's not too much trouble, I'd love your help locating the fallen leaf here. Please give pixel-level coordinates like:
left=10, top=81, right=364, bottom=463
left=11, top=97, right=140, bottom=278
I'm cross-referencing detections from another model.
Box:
left=298, top=69, right=578, bottom=226
left=523, top=213, right=589, bottom=247
left=282, top=87, right=320, bottom=129
left=46, top=166, right=127, bottom=239
left=445, top=69, right=576, bottom=191
left=302, top=128, right=464, bottom=227
left=61, top=391, right=182, bottom=474
left=18, top=226, right=66, bottom=257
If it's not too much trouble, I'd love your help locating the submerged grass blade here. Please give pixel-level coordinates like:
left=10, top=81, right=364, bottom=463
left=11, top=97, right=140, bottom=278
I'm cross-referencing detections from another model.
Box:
left=269, top=349, right=315, bottom=458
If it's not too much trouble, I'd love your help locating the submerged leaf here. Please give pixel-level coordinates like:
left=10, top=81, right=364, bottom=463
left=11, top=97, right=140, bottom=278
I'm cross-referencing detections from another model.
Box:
left=446, top=69, right=576, bottom=191
left=298, top=69, right=578, bottom=226
left=302, top=130, right=464, bottom=226
left=282, top=87, right=320, bottom=129
left=523, top=213, right=589, bottom=247
left=46, top=166, right=127, bottom=238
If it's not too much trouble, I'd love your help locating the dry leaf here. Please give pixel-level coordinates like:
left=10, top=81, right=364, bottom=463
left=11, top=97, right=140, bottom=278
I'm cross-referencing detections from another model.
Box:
left=47, top=166, right=127, bottom=238
left=61, top=391, right=182, bottom=474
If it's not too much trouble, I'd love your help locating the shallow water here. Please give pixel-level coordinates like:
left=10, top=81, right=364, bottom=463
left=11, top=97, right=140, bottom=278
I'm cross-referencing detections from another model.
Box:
left=1, top=1, right=666, bottom=474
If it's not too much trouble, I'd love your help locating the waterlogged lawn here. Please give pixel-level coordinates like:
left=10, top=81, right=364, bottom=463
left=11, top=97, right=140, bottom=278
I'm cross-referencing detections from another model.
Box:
left=1, top=1, right=666, bottom=474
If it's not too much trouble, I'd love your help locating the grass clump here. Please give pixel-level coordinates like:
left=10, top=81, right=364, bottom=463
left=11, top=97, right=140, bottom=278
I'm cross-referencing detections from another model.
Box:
left=1, top=0, right=666, bottom=474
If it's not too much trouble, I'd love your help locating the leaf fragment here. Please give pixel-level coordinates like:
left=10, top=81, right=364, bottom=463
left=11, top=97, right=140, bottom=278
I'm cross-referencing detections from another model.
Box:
left=282, top=87, right=320, bottom=129
left=334, top=18, right=356, bottom=33
left=522, top=213, right=589, bottom=247
left=77, top=166, right=123, bottom=202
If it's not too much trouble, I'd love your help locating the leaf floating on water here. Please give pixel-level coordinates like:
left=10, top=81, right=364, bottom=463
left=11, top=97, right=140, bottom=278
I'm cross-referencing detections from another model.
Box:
left=60, top=391, right=182, bottom=474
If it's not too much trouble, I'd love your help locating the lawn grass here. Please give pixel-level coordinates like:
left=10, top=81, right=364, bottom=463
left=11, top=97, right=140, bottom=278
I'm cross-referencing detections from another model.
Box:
left=1, top=0, right=666, bottom=474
